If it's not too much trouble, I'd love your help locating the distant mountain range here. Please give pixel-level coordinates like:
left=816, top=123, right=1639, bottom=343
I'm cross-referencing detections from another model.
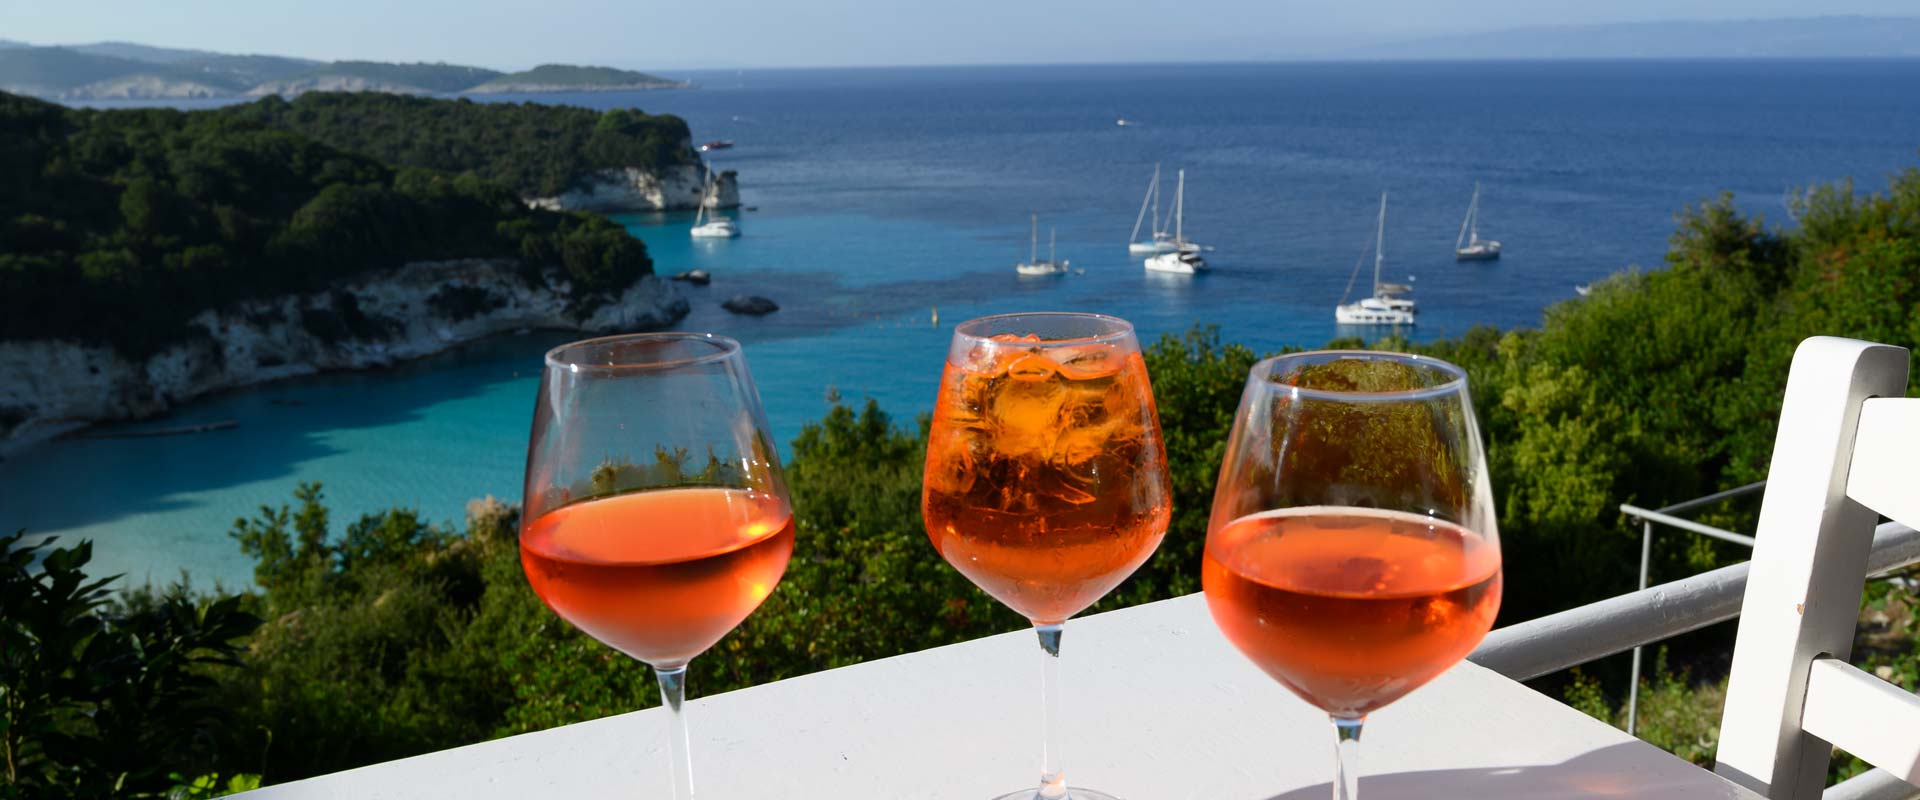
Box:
left=1348, top=15, right=1920, bottom=60
left=0, top=40, right=686, bottom=101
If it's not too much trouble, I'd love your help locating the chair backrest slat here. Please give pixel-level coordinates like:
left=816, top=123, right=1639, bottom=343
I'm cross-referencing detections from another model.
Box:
left=1846, top=398, right=1920, bottom=532
left=1800, top=658, right=1920, bottom=786
left=1715, top=337, right=1911, bottom=799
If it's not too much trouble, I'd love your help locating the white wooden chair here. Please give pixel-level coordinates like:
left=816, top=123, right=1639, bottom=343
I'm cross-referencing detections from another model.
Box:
left=1716, top=336, right=1920, bottom=798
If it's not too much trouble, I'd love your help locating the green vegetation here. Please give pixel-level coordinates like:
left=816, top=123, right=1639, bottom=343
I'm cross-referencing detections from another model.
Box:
left=224, top=92, right=698, bottom=198
left=4, top=167, right=1919, bottom=796
left=467, top=64, right=683, bottom=92
left=1, top=532, right=261, bottom=798
left=0, top=91, right=652, bottom=355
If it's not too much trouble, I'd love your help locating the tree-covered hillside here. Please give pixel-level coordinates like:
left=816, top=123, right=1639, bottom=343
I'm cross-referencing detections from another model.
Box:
left=0, top=91, right=651, bottom=355
left=223, top=92, right=700, bottom=198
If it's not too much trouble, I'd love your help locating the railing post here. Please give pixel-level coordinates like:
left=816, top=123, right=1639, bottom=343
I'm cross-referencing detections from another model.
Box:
left=1627, top=518, right=1651, bottom=736
left=1714, top=337, right=1910, bottom=800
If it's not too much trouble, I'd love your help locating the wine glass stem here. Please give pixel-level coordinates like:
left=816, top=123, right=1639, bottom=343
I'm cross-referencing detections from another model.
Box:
left=1331, top=715, right=1364, bottom=800
left=656, top=664, right=695, bottom=800
left=1036, top=623, right=1069, bottom=799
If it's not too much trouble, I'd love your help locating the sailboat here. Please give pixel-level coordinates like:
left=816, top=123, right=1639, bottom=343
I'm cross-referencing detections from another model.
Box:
left=1015, top=215, right=1070, bottom=276
left=689, top=164, right=739, bottom=238
left=1335, top=192, right=1416, bottom=325
left=1128, top=165, right=1178, bottom=255
left=1454, top=182, right=1500, bottom=261
left=1145, top=170, right=1208, bottom=274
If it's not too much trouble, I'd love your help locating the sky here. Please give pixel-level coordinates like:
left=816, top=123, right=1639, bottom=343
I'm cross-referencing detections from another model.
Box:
left=2, top=0, right=1916, bottom=70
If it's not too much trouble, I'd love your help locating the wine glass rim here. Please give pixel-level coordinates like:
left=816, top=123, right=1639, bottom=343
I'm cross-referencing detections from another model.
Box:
left=543, top=331, right=742, bottom=373
left=951, top=311, right=1135, bottom=345
left=1250, top=349, right=1468, bottom=401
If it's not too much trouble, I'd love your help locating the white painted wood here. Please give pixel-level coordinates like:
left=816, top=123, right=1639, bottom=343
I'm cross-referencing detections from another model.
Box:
left=1472, top=522, right=1920, bottom=682
left=1848, top=398, right=1920, bottom=531
left=1718, top=337, right=1912, bottom=800
left=1802, top=659, right=1920, bottom=786
left=237, top=594, right=1761, bottom=800
left=1826, top=767, right=1920, bottom=800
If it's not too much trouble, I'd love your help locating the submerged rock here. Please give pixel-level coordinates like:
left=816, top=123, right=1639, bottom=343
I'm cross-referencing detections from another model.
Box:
left=722, top=295, right=779, bottom=315
left=671, top=269, right=712, bottom=285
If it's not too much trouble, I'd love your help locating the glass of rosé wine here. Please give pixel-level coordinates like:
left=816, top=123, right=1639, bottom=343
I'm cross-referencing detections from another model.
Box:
left=520, top=333, right=792, bottom=800
left=1202, top=351, right=1502, bottom=800
left=923, top=312, right=1172, bottom=800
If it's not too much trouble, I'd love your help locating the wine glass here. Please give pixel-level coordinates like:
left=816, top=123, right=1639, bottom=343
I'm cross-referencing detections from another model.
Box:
left=520, top=332, right=792, bottom=800
left=1202, top=350, right=1502, bottom=800
left=923, top=312, right=1172, bottom=800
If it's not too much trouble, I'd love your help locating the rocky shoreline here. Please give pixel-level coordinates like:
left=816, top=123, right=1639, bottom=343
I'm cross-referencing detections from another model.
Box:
left=526, top=164, right=740, bottom=213
left=0, top=259, right=688, bottom=457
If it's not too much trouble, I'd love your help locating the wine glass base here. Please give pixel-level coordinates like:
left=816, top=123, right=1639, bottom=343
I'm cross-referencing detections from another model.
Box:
left=989, top=789, right=1122, bottom=800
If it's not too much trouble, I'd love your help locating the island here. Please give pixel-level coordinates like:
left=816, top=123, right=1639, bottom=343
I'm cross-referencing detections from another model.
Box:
left=464, top=64, right=687, bottom=94
left=0, top=90, right=695, bottom=452
left=0, top=41, right=687, bottom=101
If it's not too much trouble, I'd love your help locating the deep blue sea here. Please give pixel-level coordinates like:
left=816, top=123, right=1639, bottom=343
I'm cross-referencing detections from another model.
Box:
left=10, top=61, right=1920, bottom=587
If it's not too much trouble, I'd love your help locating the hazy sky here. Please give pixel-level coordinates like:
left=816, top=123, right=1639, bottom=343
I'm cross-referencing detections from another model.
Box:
left=3, top=0, right=1916, bottom=70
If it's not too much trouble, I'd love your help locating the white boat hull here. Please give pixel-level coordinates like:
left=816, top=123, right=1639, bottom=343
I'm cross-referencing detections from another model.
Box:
left=1145, top=251, right=1205, bottom=274
left=1016, top=260, right=1070, bottom=276
left=1335, top=299, right=1416, bottom=325
left=691, top=221, right=739, bottom=238
left=1335, top=306, right=1415, bottom=325
left=1456, top=241, right=1501, bottom=261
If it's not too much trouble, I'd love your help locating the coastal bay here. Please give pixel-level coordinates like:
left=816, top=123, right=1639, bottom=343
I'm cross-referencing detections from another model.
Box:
left=5, top=59, right=1919, bottom=587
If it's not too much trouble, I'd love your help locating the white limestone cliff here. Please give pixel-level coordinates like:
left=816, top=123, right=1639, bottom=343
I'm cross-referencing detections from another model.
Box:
left=0, top=259, right=688, bottom=455
left=525, top=164, right=740, bottom=212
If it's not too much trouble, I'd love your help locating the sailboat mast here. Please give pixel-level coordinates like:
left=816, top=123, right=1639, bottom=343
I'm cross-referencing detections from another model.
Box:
left=1030, top=214, right=1038, bottom=264
left=1456, top=185, right=1475, bottom=251
left=1374, top=192, right=1387, bottom=293
left=1174, top=170, right=1185, bottom=242
left=1469, top=182, right=1481, bottom=243
left=695, top=163, right=711, bottom=226
left=1049, top=227, right=1056, bottom=264
left=1151, top=164, right=1162, bottom=237
left=1130, top=167, right=1157, bottom=243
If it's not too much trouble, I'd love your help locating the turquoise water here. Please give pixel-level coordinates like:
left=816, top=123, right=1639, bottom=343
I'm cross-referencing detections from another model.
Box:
left=7, top=61, right=1920, bottom=586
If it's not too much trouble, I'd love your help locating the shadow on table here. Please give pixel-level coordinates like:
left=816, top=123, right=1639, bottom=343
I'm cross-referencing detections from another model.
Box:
left=1264, top=741, right=1741, bottom=799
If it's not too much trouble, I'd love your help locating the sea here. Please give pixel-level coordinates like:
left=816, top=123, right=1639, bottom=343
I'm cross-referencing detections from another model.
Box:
left=9, top=60, right=1920, bottom=588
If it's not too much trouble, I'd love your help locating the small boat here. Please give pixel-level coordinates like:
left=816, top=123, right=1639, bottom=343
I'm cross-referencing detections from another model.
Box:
left=1128, top=164, right=1180, bottom=255
left=1455, top=182, right=1502, bottom=261
left=1146, top=170, right=1208, bottom=274
left=1116, top=118, right=1134, bottom=127
left=1575, top=284, right=1591, bottom=296
left=1015, top=215, right=1070, bottom=277
left=698, top=140, right=734, bottom=152
left=690, top=164, right=739, bottom=239
left=1336, top=192, right=1416, bottom=325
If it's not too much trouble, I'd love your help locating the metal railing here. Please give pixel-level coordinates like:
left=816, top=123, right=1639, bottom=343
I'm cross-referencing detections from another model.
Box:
left=1467, top=517, right=1920, bottom=800
left=1618, top=480, right=1767, bottom=734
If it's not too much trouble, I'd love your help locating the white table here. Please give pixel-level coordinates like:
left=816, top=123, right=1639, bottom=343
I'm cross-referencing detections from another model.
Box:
left=244, top=594, right=1761, bottom=799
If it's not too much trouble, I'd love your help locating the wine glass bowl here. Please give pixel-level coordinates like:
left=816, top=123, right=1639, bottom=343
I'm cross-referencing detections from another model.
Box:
left=1202, top=350, right=1501, bottom=799
left=519, top=332, right=791, bottom=800
left=923, top=314, right=1170, bottom=624
left=922, top=312, right=1171, bottom=800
